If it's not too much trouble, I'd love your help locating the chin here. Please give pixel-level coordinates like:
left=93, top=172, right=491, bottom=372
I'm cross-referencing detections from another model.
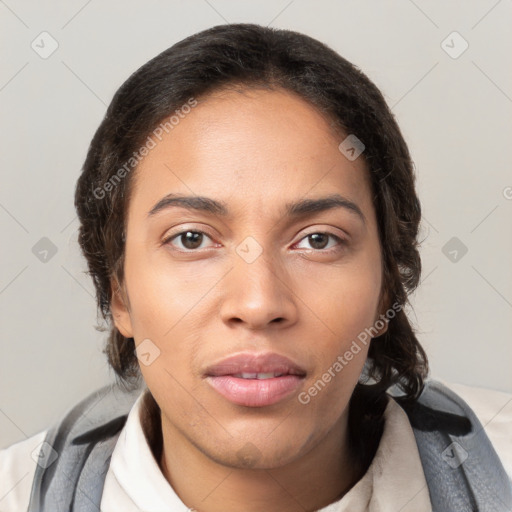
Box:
left=201, top=432, right=307, bottom=471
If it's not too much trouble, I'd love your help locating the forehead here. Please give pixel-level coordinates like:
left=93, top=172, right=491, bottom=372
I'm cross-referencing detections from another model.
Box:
left=128, top=86, right=373, bottom=221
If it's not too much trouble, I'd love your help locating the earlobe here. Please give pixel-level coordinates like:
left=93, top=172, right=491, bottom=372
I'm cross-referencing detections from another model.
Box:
left=374, top=288, right=391, bottom=337
left=374, top=314, right=389, bottom=337
left=110, top=278, right=134, bottom=338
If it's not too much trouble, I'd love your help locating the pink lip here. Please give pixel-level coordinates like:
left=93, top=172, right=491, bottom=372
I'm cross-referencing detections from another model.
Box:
left=204, top=352, right=307, bottom=377
left=206, top=375, right=304, bottom=407
left=204, top=352, right=307, bottom=407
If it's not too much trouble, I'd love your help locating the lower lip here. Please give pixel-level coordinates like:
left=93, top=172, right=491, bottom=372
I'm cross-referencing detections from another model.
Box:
left=206, top=375, right=304, bottom=407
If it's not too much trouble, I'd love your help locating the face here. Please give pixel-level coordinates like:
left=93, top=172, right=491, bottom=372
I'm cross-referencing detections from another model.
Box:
left=111, top=86, right=388, bottom=470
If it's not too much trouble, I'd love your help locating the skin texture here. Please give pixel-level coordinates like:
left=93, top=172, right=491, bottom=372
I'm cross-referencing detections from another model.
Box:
left=111, top=87, right=389, bottom=512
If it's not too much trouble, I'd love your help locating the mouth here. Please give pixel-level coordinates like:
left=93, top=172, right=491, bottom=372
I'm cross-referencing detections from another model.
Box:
left=204, top=352, right=307, bottom=407
left=231, top=372, right=293, bottom=379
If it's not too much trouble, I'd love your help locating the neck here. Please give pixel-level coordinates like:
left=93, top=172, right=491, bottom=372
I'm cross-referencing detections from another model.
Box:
left=148, top=402, right=360, bottom=512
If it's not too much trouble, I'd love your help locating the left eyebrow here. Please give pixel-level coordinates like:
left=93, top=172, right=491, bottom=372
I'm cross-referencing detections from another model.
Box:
left=147, top=193, right=366, bottom=225
left=147, top=194, right=229, bottom=217
left=284, top=194, right=366, bottom=226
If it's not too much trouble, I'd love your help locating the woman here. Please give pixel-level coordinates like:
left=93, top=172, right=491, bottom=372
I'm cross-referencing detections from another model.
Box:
left=1, top=23, right=511, bottom=512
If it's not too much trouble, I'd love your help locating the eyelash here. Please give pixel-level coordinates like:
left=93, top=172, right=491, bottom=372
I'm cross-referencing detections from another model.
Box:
left=162, top=229, right=346, bottom=254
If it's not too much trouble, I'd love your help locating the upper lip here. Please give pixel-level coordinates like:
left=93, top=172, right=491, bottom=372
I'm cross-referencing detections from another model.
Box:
left=204, top=352, right=307, bottom=377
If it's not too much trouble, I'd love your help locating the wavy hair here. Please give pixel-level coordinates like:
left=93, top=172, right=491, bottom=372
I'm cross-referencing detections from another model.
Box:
left=75, top=22, right=428, bottom=473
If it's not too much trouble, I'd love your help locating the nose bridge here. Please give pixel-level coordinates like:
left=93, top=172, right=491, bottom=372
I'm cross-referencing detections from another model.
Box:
left=220, top=241, right=297, bottom=328
left=238, top=249, right=280, bottom=296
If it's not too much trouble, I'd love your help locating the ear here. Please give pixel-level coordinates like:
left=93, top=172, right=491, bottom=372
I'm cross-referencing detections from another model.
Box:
left=373, top=287, right=390, bottom=338
left=110, top=278, right=134, bottom=338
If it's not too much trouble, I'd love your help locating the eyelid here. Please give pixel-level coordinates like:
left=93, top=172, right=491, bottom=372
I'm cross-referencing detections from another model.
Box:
left=296, top=226, right=348, bottom=241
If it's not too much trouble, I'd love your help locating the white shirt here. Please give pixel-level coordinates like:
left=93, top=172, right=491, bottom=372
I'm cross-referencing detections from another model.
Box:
left=1, top=379, right=511, bottom=512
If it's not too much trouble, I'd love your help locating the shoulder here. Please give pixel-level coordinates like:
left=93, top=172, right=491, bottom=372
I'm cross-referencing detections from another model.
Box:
left=0, top=430, right=47, bottom=512
left=0, top=382, right=142, bottom=512
left=436, top=378, right=512, bottom=480
left=395, top=377, right=512, bottom=509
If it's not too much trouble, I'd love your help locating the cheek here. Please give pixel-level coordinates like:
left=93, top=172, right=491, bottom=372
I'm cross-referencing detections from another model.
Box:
left=122, top=243, right=223, bottom=393
left=123, top=242, right=209, bottom=337
left=296, top=253, right=382, bottom=344
left=293, top=254, right=381, bottom=400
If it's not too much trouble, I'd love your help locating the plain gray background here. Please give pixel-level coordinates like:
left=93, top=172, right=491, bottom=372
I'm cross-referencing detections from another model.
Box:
left=1, top=0, right=511, bottom=449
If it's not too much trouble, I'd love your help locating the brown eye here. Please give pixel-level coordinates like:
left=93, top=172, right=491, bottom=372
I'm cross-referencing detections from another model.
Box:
left=308, top=233, right=329, bottom=250
left=164, top=230, right=213, bottom=251
left=180, top=231, right=203, bottom=249
left=295, top=232, right=345, bottom=252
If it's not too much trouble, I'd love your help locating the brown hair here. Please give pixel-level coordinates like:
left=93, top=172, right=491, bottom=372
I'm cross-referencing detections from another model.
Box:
left=75, top=23, right=428, bottom=469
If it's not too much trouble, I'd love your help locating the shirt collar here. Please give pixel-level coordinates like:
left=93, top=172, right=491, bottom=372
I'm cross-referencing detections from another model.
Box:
left=104, top=389, right=432, bottom=512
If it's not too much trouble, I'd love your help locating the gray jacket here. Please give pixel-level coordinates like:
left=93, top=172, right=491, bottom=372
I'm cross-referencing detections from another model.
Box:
left=27, top=380, right=512, bottom=512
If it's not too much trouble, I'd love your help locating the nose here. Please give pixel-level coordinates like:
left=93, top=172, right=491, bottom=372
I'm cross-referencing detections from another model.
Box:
left=219, top=251, right=298, bottom=331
